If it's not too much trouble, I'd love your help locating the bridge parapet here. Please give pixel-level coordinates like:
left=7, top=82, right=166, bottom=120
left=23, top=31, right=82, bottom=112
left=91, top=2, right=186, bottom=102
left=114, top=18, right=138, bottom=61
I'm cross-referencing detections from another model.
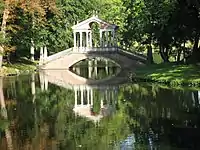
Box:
left=44, top=48, right=73, bottom=63
left=118, top=48, right=147, bottom=63
left=39, top=46, right=147, bottom=69
left=73, top=47, right=118, bottom=53
left=118, top=47, right=146, bottom=59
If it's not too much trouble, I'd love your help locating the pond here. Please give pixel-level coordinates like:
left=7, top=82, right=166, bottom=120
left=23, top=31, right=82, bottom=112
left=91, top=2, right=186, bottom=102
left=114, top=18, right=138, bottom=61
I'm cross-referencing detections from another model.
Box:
left=1, top=59, right=200, bottom=150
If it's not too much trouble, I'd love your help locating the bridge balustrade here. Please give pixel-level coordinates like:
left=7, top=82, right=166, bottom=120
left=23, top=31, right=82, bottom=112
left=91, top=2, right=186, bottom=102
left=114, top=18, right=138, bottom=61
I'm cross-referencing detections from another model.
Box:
left=73, top=47, right=118, bottom=53
left=43, top=48, right=72, bottom=63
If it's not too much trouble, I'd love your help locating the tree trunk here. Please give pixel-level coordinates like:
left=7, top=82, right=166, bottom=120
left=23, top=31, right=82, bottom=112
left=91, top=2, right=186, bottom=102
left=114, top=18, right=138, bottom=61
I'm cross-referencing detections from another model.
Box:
left=159, top=44, right=169, bottom=62
left=0, top=7, right=10, bottom=69
left=177, top=49, right=182, bottom=62
left=190, top=34, right=200, bottom=63
left=193, top=34, right=199, bottom=53
left=147, top=44, right=153, bottom=64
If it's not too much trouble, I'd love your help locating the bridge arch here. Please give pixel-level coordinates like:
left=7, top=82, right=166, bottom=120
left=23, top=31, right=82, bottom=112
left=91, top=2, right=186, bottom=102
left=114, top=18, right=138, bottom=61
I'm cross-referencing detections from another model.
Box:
left=41, top=50, right=145, bottom=70
left=68, top=55, right=121, bottom=69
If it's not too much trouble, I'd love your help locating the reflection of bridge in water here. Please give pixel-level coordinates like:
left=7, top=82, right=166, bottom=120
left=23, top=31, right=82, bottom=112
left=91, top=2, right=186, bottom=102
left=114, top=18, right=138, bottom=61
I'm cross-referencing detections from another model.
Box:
left=39, top=68, right=127, bottom=122
left=37, top=15, right=145, bottom=123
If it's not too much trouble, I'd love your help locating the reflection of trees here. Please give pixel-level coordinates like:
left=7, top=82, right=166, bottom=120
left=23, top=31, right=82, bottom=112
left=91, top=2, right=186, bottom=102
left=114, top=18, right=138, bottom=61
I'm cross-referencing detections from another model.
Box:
left=2, top=74, right=200, bottom=149
left=0, top=77, right=13, bottom=150
left=119, top=83, right=200, bottom=148
left=1, top=74, right=132, bottom=149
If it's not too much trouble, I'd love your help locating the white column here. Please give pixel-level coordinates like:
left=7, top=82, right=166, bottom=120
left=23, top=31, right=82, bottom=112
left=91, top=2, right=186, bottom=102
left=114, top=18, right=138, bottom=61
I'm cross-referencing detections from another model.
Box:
left=101, top=99, right=104, bottom=108
left=91, top=89, right=93, bottom=106
left=44, top=46, right=47, bottom=61
left=87, top=89, right=90, bottom=105
left=44, top=74, right=48, bottom=91
left=31, top=73, right=35, bottom=95
left=94, top=59, right=97, bottom=77
left=80, top=32, right=82, bottom=48
left=105, top=59, right=108, bottom=75
left=39, top=47, right=44, bottom=65
left=39, top=72, right=44, bottom=91
left=106, top=31, right=109, bottom=47
left=76, top=67, right=80, bottom=75
left=112, top=30, right=116, bottom=47
left=74, top=32, right=76, bottom=48
left=88, top=60, right=92, bottom=78
left=81, top=88, right=84, bottom=106
left=100, top=30, right=102, bottom=47
left=30, top=39, right=34, bottom=61
left=86, top=31, right=89, bottom=48
left=75, top=89, right=77, bottom=106
left=90, top=31, right=92, bottom=47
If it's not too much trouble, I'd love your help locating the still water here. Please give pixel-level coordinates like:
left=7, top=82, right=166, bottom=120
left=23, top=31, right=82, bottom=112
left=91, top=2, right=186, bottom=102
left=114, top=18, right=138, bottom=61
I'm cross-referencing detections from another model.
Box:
left=1, top=59, right=200, bottom=150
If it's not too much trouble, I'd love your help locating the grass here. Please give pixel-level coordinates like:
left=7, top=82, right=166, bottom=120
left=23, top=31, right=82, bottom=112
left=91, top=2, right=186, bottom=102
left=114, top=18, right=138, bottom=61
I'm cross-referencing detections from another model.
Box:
left=132, top=63, right=200, bottom=87
left=0, top=58, right=37, bottom=76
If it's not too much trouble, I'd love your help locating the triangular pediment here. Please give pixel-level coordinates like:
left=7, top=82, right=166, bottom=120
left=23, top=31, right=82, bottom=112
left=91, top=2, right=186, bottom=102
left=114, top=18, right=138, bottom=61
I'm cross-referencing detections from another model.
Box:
left=72, top=16, right=118, bottom=31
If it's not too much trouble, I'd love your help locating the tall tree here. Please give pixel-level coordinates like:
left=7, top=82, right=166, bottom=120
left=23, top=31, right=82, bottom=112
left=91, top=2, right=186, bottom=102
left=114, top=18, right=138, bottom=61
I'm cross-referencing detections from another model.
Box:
left=0, top=0, right=57, bottom=68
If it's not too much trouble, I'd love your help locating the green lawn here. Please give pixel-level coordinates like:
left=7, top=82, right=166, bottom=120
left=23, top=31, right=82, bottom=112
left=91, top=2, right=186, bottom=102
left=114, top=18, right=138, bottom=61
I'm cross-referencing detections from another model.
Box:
left=133, top=63, right=200, bottom=86
left=0, top=58, right=37, bottom=76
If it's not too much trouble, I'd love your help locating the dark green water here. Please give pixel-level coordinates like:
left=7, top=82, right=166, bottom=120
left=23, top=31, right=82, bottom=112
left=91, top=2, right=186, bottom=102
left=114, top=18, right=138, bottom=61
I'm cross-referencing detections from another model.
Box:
left=1, top=59, right=200, bottom=150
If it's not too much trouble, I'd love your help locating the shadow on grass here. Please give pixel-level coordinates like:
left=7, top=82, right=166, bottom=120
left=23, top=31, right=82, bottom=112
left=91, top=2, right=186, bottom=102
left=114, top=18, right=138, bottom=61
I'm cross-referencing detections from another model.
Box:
left=10, top=57, right=36, bottom=65
left=135, top=63, right=200, bottom=86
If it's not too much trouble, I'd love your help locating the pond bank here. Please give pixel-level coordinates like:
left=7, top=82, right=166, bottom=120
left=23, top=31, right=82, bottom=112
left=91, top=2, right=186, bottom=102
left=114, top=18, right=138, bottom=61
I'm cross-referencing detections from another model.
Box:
left=131, top=63, right=200, bottom=87
left=0, top=62, right=37, bottom=76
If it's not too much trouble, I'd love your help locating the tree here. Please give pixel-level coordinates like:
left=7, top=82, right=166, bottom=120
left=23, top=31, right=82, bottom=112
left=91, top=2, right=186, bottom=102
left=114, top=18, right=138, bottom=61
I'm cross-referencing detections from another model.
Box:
left=0, top=0, right=57, bottom=68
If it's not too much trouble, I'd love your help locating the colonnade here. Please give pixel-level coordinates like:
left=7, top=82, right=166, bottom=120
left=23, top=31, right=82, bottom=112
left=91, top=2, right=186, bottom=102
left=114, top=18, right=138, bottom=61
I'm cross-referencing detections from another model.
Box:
left=74, top=88, right=94, bottom=107
left=74, top=31, right=92, bottom=48
left=39, top=46, right=48, bottom=65
left=39, top=72, right=48, bottom=91
left=73, top=29, right=116, bottom=49
left=74, top=87, right=118, bottom=107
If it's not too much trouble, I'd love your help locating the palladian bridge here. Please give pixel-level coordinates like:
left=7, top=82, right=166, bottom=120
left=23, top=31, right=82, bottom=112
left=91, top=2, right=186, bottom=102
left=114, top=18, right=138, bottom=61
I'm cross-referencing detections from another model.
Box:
left=37, top=15, right=147, bottom=122
left=39, top=15, right=146, bottom=70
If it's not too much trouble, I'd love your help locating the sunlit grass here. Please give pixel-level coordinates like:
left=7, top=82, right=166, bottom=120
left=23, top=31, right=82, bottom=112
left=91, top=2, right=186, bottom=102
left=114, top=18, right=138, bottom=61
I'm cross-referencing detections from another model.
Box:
left=133, top=63, right=200, bottom=86
left=0, top=58, right=37, bottom=76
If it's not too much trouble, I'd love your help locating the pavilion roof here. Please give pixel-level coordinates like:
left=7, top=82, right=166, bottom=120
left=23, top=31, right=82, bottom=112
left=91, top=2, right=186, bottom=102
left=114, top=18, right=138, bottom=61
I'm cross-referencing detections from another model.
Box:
left=72, top=15, right=118, bottom=31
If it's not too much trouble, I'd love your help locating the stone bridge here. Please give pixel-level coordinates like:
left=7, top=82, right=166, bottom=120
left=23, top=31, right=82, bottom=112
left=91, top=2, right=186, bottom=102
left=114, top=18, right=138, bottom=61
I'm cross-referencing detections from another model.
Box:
left=39, top=47, right=146, bottom=70
left=38, top=15, right=146, bottom=70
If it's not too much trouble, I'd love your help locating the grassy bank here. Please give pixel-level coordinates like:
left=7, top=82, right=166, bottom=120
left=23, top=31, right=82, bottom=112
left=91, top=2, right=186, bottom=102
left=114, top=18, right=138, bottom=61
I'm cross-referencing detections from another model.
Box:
left=0, top=59, right=37, bottom=76
left=132, top=63, right=200, bottom=87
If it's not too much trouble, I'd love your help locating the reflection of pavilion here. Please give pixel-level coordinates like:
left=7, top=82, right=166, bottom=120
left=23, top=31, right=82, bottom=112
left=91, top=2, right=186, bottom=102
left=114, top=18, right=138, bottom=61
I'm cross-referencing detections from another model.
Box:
left=73, top=87, right=117, bottom=122
left=39, top=70, right=122, bottom=122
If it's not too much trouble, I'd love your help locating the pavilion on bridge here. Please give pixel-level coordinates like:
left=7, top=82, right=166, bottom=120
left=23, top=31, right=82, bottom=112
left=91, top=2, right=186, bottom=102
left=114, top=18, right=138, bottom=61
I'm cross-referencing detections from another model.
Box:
left=72, top=15, right=119, bottom=52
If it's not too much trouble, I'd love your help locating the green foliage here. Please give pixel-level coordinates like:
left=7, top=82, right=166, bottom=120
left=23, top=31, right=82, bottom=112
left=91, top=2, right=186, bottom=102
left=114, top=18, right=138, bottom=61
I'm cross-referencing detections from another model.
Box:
left=2, top=0, right=200, bottom=70
left=0, top=1, right=4, bottom=15
left=0, top=119, right=9, bottom=130
left=123, top=0, right=200, bottom=63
